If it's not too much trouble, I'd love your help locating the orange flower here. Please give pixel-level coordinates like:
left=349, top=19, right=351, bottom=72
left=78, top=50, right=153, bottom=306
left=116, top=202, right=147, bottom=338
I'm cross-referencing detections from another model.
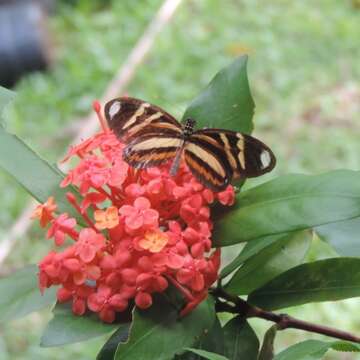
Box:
left=31, top=196, right=57, bottom=227
left=138, top=230, right=168, bottom=253
left=94, top=206, right=119, bottom=230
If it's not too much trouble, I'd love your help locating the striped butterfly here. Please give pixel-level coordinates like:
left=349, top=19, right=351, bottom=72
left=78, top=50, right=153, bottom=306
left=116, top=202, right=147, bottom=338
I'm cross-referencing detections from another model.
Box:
left=105, top=97, right=276, bottom=192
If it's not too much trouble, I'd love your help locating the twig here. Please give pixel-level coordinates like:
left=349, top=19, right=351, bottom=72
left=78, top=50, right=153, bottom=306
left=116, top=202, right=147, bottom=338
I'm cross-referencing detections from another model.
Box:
left=212, top=287, right=360, bottom=344
left=0, top=0, right=183, bottom=266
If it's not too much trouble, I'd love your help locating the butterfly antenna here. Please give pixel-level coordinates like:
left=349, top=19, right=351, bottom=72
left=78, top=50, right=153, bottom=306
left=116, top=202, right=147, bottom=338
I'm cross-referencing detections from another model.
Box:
left=92, top=100, right=109, bottom=133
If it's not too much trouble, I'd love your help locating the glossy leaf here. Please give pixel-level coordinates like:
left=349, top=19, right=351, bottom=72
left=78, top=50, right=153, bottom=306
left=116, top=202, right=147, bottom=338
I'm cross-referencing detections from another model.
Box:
left=0, top=265, right=56, bottom=323
left=223, top=317, right=259, bottom=360
left=220, top=234, right=282, bottom=278
left=316, top=217, right=360, bottom=257
left=213, top=171, right=360, bottom=247
left=248, top=258, right=360, bottom=310
left=97, top=326, right=130, bottom=360
left=41, top=303, right=120, bottom=347
left=185, top=349, right=229, bottom=360
left=225, top=231, right=311, bottom=294
left=199, top=317, right=225, bottom=356
left=258, top=325, right=277, bottom=360
left=0, top=124, right=82, bottom=222
left=115, top=296, right=215, bottom=360
left=175, top=317, right=225, bottom=360
left=274, top=339, right=360, bottom=360
left=183, top=55, right=254, bottom=133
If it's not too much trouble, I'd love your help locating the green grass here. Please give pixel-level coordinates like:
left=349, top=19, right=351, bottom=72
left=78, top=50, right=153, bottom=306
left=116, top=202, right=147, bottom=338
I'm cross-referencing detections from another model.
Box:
left=0, top=0, right=359, bottom=358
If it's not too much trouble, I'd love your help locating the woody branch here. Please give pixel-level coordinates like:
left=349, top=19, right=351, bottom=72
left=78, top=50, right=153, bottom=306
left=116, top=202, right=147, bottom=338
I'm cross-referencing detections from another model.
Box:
left=211, top=287, right=360, bottom=344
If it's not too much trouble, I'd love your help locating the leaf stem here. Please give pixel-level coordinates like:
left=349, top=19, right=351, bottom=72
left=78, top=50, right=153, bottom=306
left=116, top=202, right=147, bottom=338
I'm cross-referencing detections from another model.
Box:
left=211, top=287, right=360, bottom=343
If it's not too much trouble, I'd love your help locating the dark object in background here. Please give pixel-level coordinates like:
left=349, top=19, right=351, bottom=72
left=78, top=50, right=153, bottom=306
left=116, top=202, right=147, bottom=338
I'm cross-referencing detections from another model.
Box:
left=0, top=0, right=53, bottom=87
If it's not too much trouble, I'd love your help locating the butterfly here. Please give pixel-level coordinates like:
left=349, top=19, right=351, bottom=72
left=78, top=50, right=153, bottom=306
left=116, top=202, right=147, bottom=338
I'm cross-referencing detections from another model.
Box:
left=104, top=97, right=276, bottom=192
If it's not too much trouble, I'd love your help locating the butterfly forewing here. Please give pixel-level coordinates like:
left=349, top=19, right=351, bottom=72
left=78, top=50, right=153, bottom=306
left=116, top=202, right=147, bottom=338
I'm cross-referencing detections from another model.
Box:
left=123, top=134, right=183, bottom=169
left=105, top=97, right=182, bottom=143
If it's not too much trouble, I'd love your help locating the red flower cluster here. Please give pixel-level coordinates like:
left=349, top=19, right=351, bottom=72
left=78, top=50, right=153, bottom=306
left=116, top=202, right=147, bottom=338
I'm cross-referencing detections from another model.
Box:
left=34, top=104, right=235, bottom=323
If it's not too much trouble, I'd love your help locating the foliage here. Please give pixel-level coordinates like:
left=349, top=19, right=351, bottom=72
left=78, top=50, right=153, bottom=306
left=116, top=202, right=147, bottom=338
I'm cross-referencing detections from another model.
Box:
left=0, top=265, right=56, bottom=323
left=40, top=303, right=121, bottom=347
left=248, top=258, right=360, bottom=310
left=0, top=1, right=359, bottom=359
left=274, top=340, right=360, bottom=360
left=1, top=52, right=360, bottom=359
left=0, top=125, right=83, bottom=222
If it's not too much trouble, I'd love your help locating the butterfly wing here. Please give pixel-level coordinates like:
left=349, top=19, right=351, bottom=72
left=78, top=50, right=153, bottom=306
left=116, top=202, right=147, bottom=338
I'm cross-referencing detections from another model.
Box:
left=184, top=136, right=233, bottom=191
left=185, top=129, right=276, bottom=191
left=104, top=97, right=182, bottom=143
left=123, top=134, right=183, bottom=169
left=105, top=97, right=276, bottom=190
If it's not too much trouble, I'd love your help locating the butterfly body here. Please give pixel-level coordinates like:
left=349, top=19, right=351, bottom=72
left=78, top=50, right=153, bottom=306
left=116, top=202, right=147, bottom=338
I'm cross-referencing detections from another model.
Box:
left=105, top=97, right=276, bottom=191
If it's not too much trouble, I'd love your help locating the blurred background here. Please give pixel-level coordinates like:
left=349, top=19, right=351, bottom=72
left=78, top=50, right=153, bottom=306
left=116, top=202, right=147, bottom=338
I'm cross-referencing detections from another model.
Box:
left=0, top=0, right=359, bottom=359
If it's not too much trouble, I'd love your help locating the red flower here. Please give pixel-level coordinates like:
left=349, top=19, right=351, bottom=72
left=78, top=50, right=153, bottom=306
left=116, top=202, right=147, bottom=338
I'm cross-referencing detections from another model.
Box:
left=88, top=285, right=127, bottom=323
left=34, top=103, right=235, bottom=323
left=119, top=197, right=158, bottom=231
left=47, top=213, right=77, bottom=246
left=75, top=228, right=105, bottom=263
left=135, top=292, right=153, bottom=309
left=81, top=192, right=107, bottom=213
left=31, top=196, right=57, bottom=228
left=108, top=159, right=129, bottom=187
left=217, top=185, right=235, bottom=205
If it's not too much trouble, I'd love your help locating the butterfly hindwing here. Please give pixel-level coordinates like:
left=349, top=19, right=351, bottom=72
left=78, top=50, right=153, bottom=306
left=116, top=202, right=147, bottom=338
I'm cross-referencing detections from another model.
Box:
left=184, top=142, right=231, bottom=191
left=104, top=97, right=182, bottom=143
left=192, top=129, right=276, bottom=181
left=184, top=134, right=233, bottom=191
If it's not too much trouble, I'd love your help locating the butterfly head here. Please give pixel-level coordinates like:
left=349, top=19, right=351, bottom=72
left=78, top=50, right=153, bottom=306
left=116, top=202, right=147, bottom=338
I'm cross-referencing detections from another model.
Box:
left=183, top=118, right=196, bottom=137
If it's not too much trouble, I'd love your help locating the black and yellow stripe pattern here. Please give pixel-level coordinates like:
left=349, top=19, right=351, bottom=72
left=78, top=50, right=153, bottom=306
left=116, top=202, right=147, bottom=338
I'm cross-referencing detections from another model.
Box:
left=105, top=97, right=276, bottom=191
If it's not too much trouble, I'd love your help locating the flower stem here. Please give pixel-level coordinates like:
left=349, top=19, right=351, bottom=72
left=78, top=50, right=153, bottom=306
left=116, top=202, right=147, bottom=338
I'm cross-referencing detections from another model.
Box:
left=66, top=192, right=98, bottom=232
left=166, top=275, right=194, bottom=301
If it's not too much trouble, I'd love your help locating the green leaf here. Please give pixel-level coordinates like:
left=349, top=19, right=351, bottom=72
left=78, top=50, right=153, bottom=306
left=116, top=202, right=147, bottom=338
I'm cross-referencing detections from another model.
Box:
left=115, top=296, right=215, bottom=360
left=199, top=317, right=225, bottom=356
left=185, top=349, right=229, bottom=360
left=0, top=86, right=15, bottom=119
left=0, top=124, right=82, bottom=221
left=97, top=326, right=130, bottom=360
left=183, top=55, right=254, bottom=133
left=316, top=217, right=360, bottom=257
left=0, top=265, right=56, bottom=323
left=248, top=258, right=360, bottom=310
left=223, top=317, right=259, bottom=360
left=258, top=325, right=277, bottom=360
left=175, top=317, right=225, bottom=360
left=274, top=340, right=360, bottom=360
left=220, top=234, right=282, bottom=279
left=225, top=231, right=311, bottom=295
left=330, top=340, right=360, bottom=352
left=213, top=171, right=360, bottom=247
left=274, top=340, right=329, bottom=360
left=40, top=303, right=121, bottom=347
